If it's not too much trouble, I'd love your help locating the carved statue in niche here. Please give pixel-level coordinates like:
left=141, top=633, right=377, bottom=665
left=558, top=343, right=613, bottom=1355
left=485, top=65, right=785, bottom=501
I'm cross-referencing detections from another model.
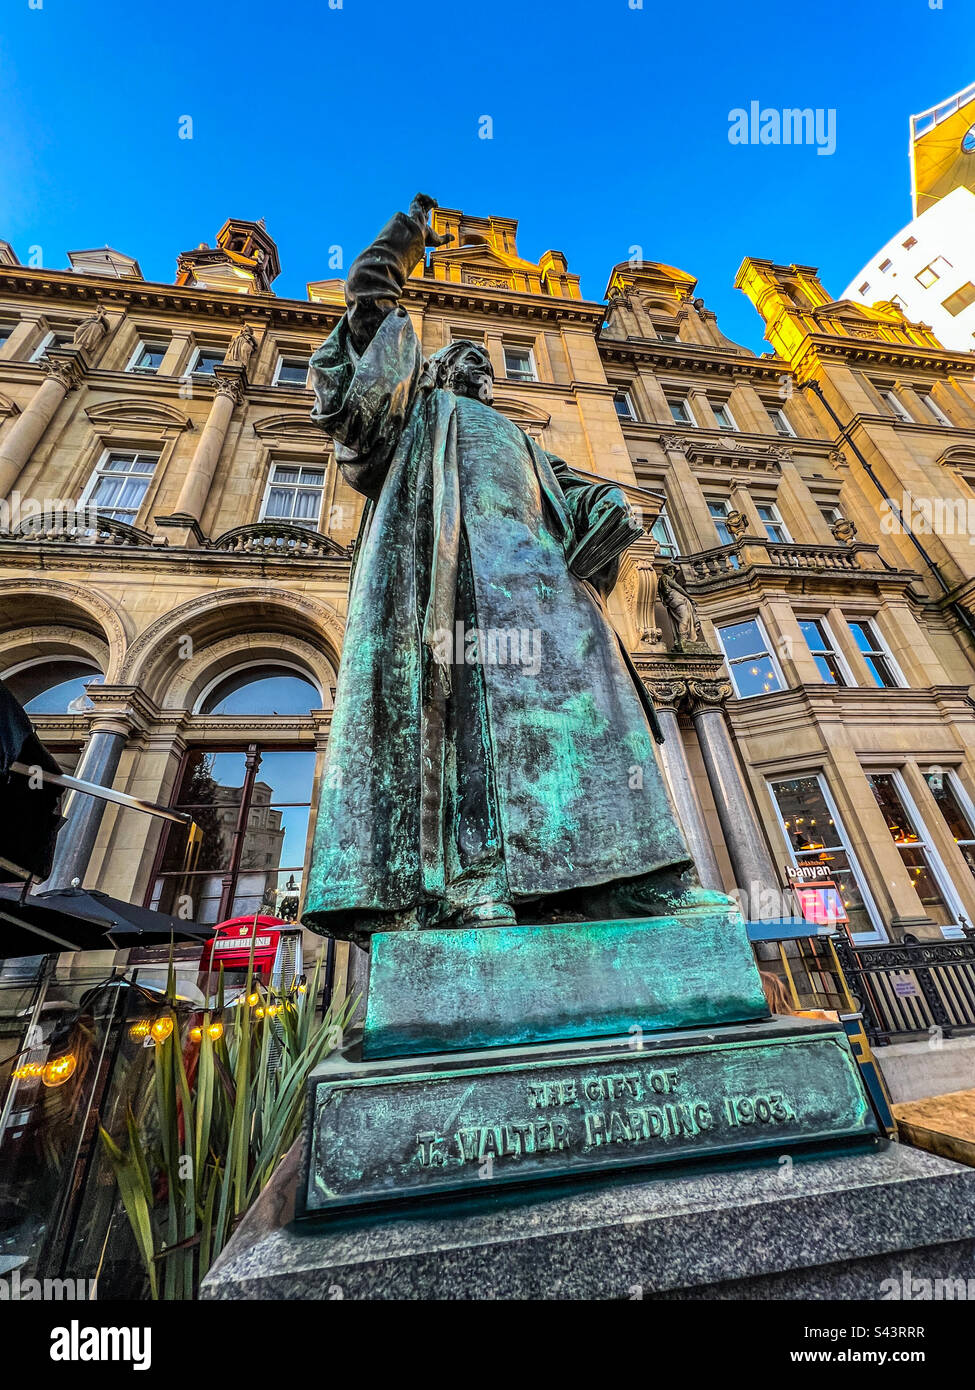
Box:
left=658, top=563, right=704, bottom=651
left=72, top=305, right=109, bottom=353
left=225, top=324, right=258, bottom=367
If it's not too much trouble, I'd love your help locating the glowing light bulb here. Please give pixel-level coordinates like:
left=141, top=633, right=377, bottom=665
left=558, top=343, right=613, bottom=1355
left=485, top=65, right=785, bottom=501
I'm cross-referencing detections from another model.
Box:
left=150, top=1014, right=174, bottom=1044
left=42, top=1053, right=77, bottom=1087
left=207, top=1021, right=224, bottom=1041
left=189, top=1025, right=203, bottom=1043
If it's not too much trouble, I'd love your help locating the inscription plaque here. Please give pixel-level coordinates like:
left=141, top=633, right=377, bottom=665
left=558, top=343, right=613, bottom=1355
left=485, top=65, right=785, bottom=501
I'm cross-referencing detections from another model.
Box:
left=301, top=1019, right=878, bottom=1215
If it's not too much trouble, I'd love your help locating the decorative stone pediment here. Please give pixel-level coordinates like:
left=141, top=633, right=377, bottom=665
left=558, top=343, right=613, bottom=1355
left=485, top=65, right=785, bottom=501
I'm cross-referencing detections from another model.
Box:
left=0, top=392, right=20, bottom=421
left=85, top=398, right=193, bottom=431
left=662, top=434, right=788, bottom=473
left=252, top=412, right=329, bottom=443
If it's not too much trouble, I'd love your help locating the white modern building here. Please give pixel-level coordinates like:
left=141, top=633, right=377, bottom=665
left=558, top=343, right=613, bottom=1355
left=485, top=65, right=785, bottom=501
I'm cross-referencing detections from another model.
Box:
left=843, top=84, right=975, bottom=353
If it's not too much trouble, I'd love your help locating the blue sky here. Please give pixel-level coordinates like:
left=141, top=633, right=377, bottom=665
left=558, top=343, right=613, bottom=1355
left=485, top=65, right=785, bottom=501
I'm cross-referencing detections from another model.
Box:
left=1, top=0, right=972, bottom=352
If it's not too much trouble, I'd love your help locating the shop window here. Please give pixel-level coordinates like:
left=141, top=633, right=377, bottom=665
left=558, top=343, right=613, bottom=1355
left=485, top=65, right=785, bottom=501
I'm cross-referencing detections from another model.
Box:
left=716, top=618, right=784, bottom=698
left=768, top=773, right=882, bottom=939
left=924, top=768, right=975, bottom=878
left=866, top=771, right=961, bottom=932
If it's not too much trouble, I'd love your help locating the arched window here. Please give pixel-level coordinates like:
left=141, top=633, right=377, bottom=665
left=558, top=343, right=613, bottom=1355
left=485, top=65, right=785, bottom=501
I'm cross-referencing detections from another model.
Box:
left=2, top=658, right=104, bottom=713
left=197, top=664, right=321, bottom=716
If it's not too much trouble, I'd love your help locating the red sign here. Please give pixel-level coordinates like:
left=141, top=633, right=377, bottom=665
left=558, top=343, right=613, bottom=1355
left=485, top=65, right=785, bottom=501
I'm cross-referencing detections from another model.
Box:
left=790, top=880, right=849, bottom=927
left=198, top=915, right=285, bottom=974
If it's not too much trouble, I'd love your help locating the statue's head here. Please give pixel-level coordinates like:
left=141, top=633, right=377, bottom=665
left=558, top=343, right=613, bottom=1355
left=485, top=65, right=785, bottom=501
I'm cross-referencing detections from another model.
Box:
left=428, top=339, right=494, bottom=405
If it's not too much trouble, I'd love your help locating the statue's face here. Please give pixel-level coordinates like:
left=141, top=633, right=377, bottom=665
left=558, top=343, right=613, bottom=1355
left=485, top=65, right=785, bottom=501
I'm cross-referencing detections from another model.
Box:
left=444, top=346, right=494, bottom=405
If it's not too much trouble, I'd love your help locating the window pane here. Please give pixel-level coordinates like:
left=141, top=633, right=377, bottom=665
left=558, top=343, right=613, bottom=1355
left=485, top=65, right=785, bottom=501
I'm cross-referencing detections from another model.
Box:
left=730, top=657, right=782, bottom=698
left=863, top=655, right=895, bottom=689
left=924, top=773, right=975, bottom=841
left=7, top=660, right=103, bottom=713
left=202, top=670, right=320, bottom=715
left=719, top=619, right=765, bottom=661
left=265, top=487, right=294, bottom=519
left=868, top=773, right=954, bottom=927
left=272, top=466, right=300, bottom=484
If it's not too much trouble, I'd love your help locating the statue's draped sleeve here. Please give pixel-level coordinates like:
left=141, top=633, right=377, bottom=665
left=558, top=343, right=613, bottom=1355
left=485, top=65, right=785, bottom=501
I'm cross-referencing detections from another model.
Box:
left=309, top=212, right=427, bottom=499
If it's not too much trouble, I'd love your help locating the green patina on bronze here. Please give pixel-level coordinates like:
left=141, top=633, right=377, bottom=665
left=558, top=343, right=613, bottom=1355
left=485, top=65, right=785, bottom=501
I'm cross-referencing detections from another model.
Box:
left=301, top=195, right=704, bottom=945
left=363, top=909, right=769, bottom=1060
left=299, top=1021, right=878, bottom=1216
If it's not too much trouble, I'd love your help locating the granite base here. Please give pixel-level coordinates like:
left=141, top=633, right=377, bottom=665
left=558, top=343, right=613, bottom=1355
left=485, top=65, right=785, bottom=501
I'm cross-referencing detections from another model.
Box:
left=202, top=1139, right=975, bottom=1300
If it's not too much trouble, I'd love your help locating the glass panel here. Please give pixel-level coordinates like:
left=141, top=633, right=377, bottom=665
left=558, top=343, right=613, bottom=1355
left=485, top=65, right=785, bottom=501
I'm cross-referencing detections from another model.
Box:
left=719, top=619, right=766, bottom=661
left=730, top=657, right=782, bottom=698
left=924, top=772, right=975, bottom=841
left=203, top=671, right=320, bottom=716
left=868, top=773, right=954, bottom=926
left=770, top=774, right=874, bottom=936
left=868, top=773, right=919, bottom=841
left=7, top=660, right=102, bottom=713
left=272, top=466, right=300, bottom=484
left=265, top=487, right=294, bottom=519
left=292, top=489, right=321, bottom=522
left=174, top=750, right=250, bottom=804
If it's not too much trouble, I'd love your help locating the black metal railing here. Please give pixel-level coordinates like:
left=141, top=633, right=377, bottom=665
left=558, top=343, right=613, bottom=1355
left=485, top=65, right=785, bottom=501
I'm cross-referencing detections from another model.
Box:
left=831, top=932, right=975, bottom=1045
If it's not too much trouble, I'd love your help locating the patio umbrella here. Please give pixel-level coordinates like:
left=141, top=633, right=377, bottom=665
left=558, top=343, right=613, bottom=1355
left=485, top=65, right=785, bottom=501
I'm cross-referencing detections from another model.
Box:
left=0, top=677, right=64, bottom=882
left=0, top=888, right=116, bottom=958
left=0, top=885, right=212, bottom=956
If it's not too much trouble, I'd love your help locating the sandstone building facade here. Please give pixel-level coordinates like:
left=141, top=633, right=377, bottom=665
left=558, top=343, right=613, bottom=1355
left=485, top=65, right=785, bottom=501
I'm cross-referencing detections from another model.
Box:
left=2, top=207, right=975, bottom=988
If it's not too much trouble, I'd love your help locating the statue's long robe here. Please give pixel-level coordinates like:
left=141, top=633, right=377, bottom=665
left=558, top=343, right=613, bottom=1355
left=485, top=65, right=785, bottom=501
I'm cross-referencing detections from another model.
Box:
left=303, top=214, right=691, bottom=942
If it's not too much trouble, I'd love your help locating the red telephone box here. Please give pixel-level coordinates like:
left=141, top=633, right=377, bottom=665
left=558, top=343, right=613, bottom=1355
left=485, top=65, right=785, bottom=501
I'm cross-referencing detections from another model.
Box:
left=198, top=915, right=286, bottom=996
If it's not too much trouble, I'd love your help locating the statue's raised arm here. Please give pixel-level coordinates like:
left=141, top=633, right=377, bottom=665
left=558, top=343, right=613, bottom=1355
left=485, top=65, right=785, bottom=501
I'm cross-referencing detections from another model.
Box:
left=344, top=193, right=452, bottom=354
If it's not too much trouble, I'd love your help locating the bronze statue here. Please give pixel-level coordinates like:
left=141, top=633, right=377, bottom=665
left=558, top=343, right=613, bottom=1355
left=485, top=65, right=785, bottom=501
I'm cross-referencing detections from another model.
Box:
left=303, top=195, right=701, bottom=946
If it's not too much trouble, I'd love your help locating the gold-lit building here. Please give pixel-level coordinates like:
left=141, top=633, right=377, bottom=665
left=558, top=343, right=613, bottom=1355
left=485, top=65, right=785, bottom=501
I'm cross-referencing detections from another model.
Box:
left=2, top=206, right=975, bottom=1013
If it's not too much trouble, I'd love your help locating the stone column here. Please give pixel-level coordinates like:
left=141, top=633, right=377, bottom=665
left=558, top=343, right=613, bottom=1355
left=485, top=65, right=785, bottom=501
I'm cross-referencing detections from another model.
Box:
left=651, top=684, right=723, bottom=891
left=43, top=720, right=129, bottom=890
left=689, top=679, right=781, bottom=905
left=162, top=365, right=245, bottom=543
left=0, top=351, right=84, bottom=499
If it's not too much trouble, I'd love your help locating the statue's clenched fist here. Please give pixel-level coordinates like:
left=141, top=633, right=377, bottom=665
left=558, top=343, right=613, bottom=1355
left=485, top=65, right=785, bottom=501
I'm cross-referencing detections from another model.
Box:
left=409, top=192, right=453, bottom=247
